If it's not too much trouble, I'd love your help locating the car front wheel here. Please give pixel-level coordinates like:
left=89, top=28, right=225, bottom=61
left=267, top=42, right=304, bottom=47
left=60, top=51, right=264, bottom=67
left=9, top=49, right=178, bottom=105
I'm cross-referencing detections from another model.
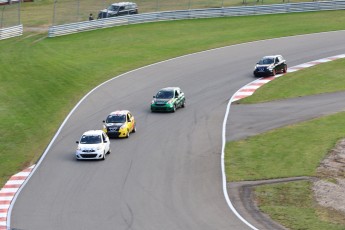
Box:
left=272, top=69, right=276, bottom=76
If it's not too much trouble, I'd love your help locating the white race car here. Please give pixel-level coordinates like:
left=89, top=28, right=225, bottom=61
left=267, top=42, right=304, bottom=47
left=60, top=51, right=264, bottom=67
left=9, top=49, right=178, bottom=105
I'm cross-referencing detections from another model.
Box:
left=75, top=130, right=111, bottom=160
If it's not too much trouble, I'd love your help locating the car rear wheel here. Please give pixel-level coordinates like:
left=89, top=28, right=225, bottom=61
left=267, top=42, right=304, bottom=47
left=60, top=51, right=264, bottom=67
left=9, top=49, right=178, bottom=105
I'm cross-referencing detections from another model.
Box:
left=132, top=125, right=136, bottom=133
left=283, top=65, right=287, bottom=73
left=182, top=100, right=186, bottom=108
left=102, top=152, right=106, bottom=160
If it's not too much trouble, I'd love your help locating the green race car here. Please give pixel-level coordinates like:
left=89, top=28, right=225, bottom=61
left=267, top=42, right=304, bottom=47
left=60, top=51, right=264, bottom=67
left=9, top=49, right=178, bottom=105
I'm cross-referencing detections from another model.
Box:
left=151, top=87, right=186, bottom=112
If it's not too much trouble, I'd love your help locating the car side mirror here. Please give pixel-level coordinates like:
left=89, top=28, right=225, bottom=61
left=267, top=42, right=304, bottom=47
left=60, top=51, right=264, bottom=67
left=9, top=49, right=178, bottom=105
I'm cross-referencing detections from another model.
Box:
left=103, top=120, right=105, bottom=123
left=104, top=140, right=107, bottom=143
left=153, top=95, right=156, bottom=98
left=76, top=141, right=79, bottom=144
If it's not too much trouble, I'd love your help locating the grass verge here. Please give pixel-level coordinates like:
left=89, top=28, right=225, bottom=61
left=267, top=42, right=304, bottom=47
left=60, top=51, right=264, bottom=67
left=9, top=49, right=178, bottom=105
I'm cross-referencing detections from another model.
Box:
left=254, top=181, right=345, bottom=229
left=225, top=111, right=345, bottom=181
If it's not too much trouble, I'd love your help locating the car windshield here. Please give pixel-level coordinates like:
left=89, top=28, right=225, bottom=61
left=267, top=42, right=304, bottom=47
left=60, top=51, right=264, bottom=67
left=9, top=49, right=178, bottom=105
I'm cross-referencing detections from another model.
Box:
left=106, top=114, right=126, bottom=123
left=259, top=58, right=274, bottom=65
left=156, top=90, right=174, bottom=99
left=107, top=5, right=120, bottom=11
left=80, top=135, right=102, bottom=144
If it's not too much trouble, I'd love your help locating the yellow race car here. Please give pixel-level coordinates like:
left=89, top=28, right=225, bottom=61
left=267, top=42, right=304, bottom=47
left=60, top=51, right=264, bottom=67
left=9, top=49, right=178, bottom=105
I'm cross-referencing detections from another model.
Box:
left=102, top=110, right=136, bottom=138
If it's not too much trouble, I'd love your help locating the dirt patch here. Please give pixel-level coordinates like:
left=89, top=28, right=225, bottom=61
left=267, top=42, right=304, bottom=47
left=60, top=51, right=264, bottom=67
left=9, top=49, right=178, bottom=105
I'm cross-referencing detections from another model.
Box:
left=313, top=138, right=345, bottom=214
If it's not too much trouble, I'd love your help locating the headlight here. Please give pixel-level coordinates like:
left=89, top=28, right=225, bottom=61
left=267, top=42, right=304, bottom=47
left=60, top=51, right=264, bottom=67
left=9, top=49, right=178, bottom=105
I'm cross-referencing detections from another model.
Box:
left=151, top=100, right=155, bottom=104
left=77, top=146, right=81, bottom=151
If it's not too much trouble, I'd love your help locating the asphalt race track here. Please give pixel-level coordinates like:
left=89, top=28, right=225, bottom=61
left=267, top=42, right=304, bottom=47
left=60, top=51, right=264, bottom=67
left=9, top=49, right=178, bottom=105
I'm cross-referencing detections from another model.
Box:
left=10, top=31, right=345, bottom=230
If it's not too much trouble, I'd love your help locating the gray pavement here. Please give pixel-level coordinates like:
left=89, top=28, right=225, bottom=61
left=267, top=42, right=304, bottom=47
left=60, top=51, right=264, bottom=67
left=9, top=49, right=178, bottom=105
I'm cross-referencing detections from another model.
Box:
left=10, top=30, right=345, bottom=230
left=227, top=91, right=345, bottom=141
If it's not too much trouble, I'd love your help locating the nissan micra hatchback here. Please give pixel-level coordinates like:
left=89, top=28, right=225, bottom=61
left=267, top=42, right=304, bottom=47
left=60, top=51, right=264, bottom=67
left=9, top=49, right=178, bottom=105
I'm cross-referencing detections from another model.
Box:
left=151, top=87, right=185, bottom=112
left=103, top=110, right=136, bottom=138
left=75, top=130, right=111, bottom=160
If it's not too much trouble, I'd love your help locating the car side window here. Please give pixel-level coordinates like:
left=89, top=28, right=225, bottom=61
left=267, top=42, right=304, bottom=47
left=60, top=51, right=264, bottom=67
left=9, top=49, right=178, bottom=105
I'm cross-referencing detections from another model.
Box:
left=119, top=6, right=125, bottom=11
left=127, top=114, right=130, bottom=121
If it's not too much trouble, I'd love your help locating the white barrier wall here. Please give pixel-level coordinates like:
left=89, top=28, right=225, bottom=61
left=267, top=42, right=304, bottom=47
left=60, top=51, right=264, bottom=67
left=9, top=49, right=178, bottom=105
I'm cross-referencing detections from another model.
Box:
left=0, top=24, right=23, bottom=40
left=48, top=0, right=345, bottom=37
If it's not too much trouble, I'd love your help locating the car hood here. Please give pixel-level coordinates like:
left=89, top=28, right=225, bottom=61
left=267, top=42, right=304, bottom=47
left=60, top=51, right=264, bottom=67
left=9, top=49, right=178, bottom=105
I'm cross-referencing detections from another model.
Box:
left=256, top=64, right=273, bottom=68
left=78, top=144, right=102, bottom=150
left=153, top=98, right=173, bottom=103
left=105, top=123, right=124, bottom=127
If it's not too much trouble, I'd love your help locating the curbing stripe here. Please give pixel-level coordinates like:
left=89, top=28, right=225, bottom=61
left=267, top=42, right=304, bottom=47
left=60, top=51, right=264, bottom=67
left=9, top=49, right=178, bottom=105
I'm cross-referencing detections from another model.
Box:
left=0, top=165, right=35, bottom=229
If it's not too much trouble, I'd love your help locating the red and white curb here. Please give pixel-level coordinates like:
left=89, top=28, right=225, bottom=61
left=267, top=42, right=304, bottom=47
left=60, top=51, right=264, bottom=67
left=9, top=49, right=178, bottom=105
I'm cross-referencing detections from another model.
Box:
left=0, top=55, right=345, bottom=230
left=231, top=54, right=345, bottom=102
left=0, top=165, right=35, bottom=230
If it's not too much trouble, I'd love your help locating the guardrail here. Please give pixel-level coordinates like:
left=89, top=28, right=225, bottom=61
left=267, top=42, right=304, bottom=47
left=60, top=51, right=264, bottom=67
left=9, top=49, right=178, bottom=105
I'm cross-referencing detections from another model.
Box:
left=0, top=24, right=23, bottom=40
left=45, top=0, right=345, bottom=37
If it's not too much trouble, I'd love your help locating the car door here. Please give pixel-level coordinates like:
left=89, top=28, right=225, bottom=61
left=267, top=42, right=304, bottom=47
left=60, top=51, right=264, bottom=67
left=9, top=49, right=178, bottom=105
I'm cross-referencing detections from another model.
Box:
left=127, top=113, right=134, bottom=132
left=180, top=90, right=185, bottom=105
left=174, top=90, right=181, bottom=107
left=276, top=56, right=284, bottom=72
left=102, top=132, right=110, bottom=153
left=118, top=6, right=127, bottom=16
left=177, top=89, right=184, bottom=107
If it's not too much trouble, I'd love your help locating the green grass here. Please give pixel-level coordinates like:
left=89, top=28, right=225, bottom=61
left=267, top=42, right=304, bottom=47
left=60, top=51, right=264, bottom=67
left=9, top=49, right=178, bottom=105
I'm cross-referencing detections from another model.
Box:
left=255, top=181, right=345, bottom=229
left=225, top=111, right=345, bottom=181
left=240, top=58, right=345, bottom=104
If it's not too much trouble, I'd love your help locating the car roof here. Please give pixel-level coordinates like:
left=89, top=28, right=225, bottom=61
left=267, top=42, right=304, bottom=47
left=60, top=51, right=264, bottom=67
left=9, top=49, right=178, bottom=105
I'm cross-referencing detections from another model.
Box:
left=262, top=55, right=282, bottom=59
left=82, top=130, right=104, bottom=136
left=109, top=110, right=130, bottom=115
left=111, top=2, right=136, bottom=6
left=159, top=87, right=180, bottom=91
